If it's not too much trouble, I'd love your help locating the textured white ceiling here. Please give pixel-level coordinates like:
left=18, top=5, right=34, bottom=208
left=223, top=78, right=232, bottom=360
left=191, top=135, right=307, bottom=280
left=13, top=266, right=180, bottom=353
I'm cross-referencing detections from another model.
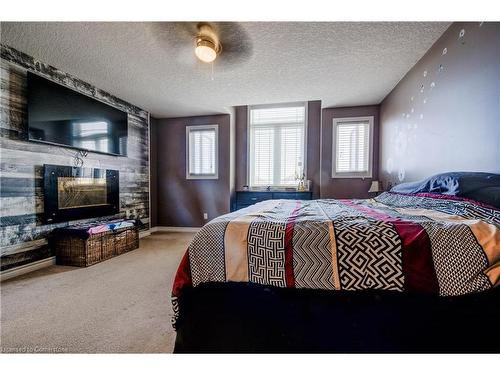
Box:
left=0, top=22, right=449, bottom=118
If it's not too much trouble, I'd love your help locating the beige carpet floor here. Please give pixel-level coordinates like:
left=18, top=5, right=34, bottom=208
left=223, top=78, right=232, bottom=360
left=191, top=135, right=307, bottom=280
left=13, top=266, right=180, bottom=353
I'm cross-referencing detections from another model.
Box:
left=0, top=231, right=193, bottom=353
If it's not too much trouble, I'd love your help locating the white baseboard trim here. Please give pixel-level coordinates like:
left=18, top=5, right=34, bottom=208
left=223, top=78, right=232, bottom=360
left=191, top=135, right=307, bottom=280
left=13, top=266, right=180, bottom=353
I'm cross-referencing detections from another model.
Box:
left=1, top=256, right=56, bottom=282
left=150, top=226, right=200, bottom=233
left=139, top=230, right=151, bottom=238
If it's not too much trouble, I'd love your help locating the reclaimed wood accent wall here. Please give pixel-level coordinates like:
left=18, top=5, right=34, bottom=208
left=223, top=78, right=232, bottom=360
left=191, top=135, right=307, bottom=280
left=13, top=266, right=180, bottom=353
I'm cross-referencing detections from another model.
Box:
left=0, top=44, right=150, bottom=271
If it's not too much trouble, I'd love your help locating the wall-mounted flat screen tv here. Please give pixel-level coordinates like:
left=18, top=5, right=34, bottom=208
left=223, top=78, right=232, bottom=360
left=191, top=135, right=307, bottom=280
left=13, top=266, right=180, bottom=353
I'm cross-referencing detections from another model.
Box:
left=27, top=72, right=128, bottom=156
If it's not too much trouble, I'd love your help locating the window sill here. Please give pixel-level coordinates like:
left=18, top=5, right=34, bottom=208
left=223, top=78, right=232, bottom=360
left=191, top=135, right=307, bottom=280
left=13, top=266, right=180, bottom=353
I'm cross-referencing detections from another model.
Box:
left=331, top=175, right=373, bottom=179
left=186, top=175, right=219, bottom=180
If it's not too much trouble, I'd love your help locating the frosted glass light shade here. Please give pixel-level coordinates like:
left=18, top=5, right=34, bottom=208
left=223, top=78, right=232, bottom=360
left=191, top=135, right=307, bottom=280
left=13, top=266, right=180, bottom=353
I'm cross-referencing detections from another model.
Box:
left=195, top=39, right=217, bottom=63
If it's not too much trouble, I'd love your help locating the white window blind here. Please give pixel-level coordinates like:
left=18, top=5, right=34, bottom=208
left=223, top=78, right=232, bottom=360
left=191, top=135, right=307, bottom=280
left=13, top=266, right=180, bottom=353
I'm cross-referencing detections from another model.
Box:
left=186, top=125, right=218, bottom=179
left=249, top=103, right=306, bottom=187
left=332, top=117, right=373, bottom=178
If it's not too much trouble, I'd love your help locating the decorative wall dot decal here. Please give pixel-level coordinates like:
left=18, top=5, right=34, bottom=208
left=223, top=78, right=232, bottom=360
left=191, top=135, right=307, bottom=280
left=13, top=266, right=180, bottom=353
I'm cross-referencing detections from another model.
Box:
left=423, top=70, right=427, bottom=77
left=442, top=47, right=447, bottom=55
left=406, top=114, right=410, bottom=119
left=479, top=22, right=484, bottom=27
left=420, top=114, right=424, bottom=120
left=458, top=29, right=466, bottom=45
left=423, top=98, right=427, bottom=104
left=410, top=96, right=414, bottom=102
left=438, top=64, right=444, bottom=73
left=398, top=168, right=405, bottom=182
left=420, top=84, right=424, bottom=93
left=402, top=112, right=406, bottom=118
left=410, top=108, right=414, bottom=113
left=430, top=81, right=436, bottom=88
left=386, top=158, right=394, bottom=174
left=395, top=131, right=407, bottom=155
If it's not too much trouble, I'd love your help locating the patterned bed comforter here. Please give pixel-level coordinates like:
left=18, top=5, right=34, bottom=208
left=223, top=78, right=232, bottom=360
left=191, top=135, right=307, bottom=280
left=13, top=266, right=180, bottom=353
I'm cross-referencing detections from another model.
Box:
left=172, top=192, right=500, bottom=323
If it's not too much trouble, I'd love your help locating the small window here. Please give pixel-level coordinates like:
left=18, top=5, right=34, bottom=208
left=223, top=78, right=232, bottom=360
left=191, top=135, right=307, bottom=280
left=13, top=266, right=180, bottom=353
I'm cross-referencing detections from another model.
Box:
left=332, top=116, right=373, bottom=178
left=186, top=125, right=218, bottom=179
left=248, top=103, right=306, bottom=187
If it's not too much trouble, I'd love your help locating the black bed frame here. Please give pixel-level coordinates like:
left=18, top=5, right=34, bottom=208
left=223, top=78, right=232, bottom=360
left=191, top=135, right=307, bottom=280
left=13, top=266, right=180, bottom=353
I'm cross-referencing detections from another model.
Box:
left=173, top=282, right=500, bottom=353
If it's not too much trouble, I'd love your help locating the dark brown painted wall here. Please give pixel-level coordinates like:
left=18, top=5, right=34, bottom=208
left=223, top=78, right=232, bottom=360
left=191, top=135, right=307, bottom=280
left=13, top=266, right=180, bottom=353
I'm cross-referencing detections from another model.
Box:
left=153, top=101, right=322, bottom=228
left=155, top=114, right=231, bottom=227
left=229, top=107, right=236, bottom=207
left=150, top=117, right=158, bottom=227
left=380, top=22, right=500, bottom=188
left=307, top=100, right=322, bottom=198
left=234, top=105, right=248, bottom=191
left=320, top=105, right=380, bottom=199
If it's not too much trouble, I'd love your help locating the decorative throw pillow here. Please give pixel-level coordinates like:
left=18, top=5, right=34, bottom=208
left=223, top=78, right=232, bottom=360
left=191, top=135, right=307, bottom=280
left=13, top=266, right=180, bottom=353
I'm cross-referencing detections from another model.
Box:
left=390, top=172, right=500, bottom=208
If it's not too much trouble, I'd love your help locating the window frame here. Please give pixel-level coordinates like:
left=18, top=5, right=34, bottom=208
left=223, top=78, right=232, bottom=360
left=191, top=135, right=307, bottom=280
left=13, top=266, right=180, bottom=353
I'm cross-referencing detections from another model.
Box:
left=247, top=102, right=308, bottom=189
left=332, top=116, right=374, bottom=179
left=185, top=124, right=219, bottom=180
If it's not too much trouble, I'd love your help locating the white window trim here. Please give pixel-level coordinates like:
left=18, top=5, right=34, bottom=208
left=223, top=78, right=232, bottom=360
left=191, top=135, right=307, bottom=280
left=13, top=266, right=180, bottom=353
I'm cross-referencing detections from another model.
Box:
left=247, top=102, right=308, bottom=189
left=186, top=124, right=219, bottom=180
left=332, top=116, right=374, bottom=179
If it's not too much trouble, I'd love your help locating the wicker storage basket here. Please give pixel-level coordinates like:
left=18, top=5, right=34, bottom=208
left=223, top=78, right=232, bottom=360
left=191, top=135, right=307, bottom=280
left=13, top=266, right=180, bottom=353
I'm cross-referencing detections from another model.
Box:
left=126, top=228, right=139, bottom=252
left=114, top=230, right=128, bottom=255
left=52, top=224, right=139, bottom=267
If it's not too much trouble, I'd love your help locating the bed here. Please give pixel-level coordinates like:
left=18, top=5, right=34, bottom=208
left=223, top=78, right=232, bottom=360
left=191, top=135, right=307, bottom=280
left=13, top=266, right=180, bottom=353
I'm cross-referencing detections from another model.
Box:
left=171, top=175, right=500, bottom=353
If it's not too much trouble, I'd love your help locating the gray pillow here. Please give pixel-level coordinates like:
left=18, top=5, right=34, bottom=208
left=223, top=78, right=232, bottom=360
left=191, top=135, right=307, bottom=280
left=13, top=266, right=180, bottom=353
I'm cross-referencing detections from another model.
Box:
left=390, top=172, right=500, bottom=208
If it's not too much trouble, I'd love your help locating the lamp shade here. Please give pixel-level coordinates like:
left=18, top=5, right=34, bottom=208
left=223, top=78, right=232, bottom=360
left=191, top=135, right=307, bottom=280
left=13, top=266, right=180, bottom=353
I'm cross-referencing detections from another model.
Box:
left=368, top=180, right=381, bottom=193
left=195, top=38, right=218, bottom=63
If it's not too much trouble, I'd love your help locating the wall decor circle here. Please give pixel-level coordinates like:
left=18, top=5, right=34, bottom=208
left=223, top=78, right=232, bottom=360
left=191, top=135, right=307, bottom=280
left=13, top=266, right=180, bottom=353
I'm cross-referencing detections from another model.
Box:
left=398, top=168, right=406, bottom=182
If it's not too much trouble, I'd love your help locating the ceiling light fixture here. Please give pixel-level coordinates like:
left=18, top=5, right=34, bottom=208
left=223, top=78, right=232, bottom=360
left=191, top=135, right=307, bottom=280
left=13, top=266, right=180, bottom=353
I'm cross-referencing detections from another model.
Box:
left=195, top=36, right=220, bottom=63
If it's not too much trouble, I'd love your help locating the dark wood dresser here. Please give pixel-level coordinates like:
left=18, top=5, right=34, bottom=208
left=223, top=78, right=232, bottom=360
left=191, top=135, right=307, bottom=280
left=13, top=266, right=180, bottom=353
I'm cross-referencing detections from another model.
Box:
left=232, top=190, right=313, bottom=211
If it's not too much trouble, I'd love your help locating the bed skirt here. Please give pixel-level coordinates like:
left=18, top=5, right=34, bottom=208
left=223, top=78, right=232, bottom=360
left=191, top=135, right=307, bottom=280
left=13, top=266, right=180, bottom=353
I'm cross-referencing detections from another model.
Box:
left=173, top=282, right=500, bottom=353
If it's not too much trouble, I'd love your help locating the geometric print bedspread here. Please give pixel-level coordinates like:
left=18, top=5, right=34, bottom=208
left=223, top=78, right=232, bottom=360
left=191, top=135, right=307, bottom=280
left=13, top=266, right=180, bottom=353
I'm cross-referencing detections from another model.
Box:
left=172, top=192, right=500, bottom=325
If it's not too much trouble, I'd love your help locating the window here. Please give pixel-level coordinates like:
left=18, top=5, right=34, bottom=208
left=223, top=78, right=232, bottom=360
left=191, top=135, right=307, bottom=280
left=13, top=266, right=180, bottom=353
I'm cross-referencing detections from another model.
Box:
left=186, top=125, right=218, bottom=179
left=248, top=103, right=306, bottom=187
left=73, top=121, right=110, bottom=153
left=332, top=116, right=373, bottom=178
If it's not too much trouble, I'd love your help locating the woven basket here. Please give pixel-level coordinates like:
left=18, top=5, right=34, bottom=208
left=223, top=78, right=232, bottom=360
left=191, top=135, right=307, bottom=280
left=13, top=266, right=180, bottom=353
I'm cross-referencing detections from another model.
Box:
left=53, top=226, right=139, bottom=267
left=114, top=230, right=128, bottom=255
